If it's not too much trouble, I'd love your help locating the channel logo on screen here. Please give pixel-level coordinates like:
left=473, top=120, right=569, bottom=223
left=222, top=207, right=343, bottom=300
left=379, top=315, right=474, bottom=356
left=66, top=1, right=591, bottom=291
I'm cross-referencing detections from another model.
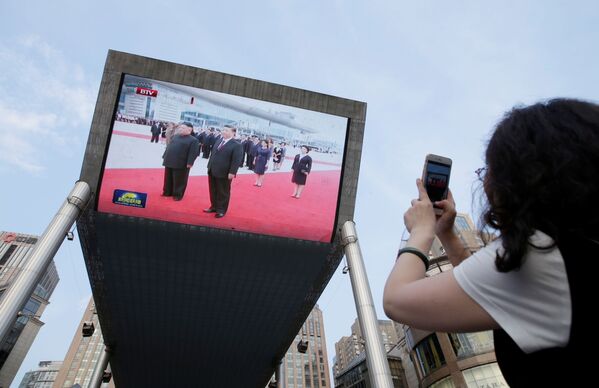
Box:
left=135, top=87, right=158, bottom=97
left=112, top=190, right=147, bottom=208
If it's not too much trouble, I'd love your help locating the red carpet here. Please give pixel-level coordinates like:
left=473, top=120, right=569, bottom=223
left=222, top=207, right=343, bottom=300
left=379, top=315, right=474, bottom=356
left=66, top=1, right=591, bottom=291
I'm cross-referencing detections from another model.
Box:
left=97, top=169, right=341, bottom=242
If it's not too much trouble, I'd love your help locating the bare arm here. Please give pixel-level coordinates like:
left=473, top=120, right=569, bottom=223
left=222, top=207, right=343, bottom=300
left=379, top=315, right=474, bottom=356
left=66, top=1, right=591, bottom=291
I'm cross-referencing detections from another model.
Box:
left=437, top=230, right=471, bottom=267
left=382, top=179, right=498, bottom=333
left=433, top=190, right=470, bottom=267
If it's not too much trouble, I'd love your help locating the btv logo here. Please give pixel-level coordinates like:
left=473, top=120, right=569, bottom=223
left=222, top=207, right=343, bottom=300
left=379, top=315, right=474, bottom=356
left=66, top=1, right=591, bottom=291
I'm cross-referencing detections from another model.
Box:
left=135, top=87, right=158, bottom=97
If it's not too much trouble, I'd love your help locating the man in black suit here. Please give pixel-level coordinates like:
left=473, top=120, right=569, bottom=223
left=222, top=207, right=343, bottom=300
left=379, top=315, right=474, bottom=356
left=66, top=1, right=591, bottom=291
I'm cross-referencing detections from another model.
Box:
left=150, top=122, right=161, bottom=143
left=162, top=122, right=199, bottom=201
left=202, top=128, right=215, bottom=159
left=204, top=125, right=244, bottom=218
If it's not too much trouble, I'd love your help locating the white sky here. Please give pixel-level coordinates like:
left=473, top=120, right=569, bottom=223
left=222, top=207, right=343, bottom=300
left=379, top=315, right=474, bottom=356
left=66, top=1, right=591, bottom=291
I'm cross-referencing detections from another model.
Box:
left=1, top=0, right=598, bottom=386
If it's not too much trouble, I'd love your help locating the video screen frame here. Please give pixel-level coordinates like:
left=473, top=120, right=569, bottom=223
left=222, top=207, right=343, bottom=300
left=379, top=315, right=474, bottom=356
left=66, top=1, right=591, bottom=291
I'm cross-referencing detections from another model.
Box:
left=81, top=50, right=366, bottom=243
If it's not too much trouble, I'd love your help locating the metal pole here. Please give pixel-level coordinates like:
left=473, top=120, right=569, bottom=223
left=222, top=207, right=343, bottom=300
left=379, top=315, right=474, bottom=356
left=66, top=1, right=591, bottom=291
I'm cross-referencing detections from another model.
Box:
left=275, top=360, right=283, bottom=388
left=100, top=364, right=112, bottom=388
left=91, top=347, right=110, bottom=388
left=0, top=181, right=91, bottom=345
left=341, top=221, right=394, bottom=388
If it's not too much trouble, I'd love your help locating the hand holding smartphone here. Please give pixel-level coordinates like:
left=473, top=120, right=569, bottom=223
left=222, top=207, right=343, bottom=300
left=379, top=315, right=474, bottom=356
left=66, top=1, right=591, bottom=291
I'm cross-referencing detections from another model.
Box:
left=422, top=154, right=452, bottom=214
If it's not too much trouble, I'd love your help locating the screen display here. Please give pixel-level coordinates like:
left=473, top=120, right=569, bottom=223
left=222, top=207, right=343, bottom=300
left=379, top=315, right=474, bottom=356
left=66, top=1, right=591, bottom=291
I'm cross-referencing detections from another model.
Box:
left=425, top=161, right=450, bottom=202
left=96, top=74, right=349, bottom=242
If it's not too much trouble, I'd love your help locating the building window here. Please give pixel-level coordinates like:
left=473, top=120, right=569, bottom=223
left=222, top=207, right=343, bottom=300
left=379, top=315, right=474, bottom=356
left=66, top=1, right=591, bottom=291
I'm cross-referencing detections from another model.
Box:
left=414, top=334, right=446, bottom=376
left=462, top=363, right=508, bottom=387
left=449, top=331, right=494, bottom=359
left=454, top=216, right=471, bottom=231
left=429, top=375, right=456, bottom=388
left=0, top=245, right=17, bottom=266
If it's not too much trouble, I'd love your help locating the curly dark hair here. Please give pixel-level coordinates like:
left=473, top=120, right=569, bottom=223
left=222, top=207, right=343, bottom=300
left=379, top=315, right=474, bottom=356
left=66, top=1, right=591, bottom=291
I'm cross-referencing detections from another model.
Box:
left=482, top=98, right=599, bottom=272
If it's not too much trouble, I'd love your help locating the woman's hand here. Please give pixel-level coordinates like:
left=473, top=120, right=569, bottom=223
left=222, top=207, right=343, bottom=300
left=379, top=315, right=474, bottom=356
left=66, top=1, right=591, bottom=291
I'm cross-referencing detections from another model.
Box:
left=404, top=179, right=436, bottom=237
left=433, top=189, right=457, bottom=238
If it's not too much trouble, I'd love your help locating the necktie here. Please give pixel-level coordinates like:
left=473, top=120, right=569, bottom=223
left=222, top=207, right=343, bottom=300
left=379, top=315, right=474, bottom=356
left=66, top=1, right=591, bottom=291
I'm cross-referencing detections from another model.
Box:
left=218, top=140, right=225, bottom=150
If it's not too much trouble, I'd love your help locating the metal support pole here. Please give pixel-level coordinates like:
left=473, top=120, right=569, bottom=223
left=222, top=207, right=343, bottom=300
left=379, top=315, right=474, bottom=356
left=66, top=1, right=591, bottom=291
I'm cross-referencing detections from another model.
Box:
left=341, top=221, right=394, bottom=388
left=275, top=360, right=283, bottom=388
left=91, top=347, right=110, bottom=388
left=0, top=181, right=91, bottom=345
left=101, top=364, right=112, bottom=388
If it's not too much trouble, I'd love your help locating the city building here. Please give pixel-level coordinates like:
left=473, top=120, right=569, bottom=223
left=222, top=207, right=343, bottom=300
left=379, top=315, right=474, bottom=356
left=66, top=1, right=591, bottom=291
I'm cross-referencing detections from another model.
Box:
left=272, top=305, right=331, bottom=388
left=52, top=298, right=114, bottom=388
left=333, top=351, right=408, bottom=388
left=0, top=231, right=59, bottom=388
left=390, top=324, right=420, bottom=388
left=333, top=319, right=399, bottom=376
left=18, top=361, right=62, bottom=388
left=398, top=214, right=508, bottom=387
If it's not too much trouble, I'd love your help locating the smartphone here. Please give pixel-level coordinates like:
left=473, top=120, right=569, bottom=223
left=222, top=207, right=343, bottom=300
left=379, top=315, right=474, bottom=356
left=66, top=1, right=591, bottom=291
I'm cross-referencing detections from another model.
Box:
left=422, top=154, right=452, bottom=213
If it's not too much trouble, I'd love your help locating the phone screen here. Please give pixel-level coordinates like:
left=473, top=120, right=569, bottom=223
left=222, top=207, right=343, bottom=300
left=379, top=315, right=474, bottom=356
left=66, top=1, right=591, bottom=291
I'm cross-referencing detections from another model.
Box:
left=425, top=161, right=450, bottom=202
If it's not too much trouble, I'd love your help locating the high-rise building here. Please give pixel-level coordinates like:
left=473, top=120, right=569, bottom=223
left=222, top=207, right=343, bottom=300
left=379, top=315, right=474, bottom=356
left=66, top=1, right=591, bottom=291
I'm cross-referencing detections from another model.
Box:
left=53, top=298, right=114, bottom=388
left=0, top=231, right=59, bottom=388
left=389, top=324, right=419, bottom=388
left=398, top=214, right=508, bottom=387
left=333, top=319, right=399, bottom=376
left=333, top=351, right=409, bottom=388
left=274, top=305, right=331, bottom=388
left=18, top=360, right=62, bottom=388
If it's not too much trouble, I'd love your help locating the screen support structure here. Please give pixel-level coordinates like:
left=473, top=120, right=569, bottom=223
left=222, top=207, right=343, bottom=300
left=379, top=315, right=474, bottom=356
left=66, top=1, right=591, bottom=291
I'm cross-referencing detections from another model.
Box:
left=0, top=181, right=91, bottom=346
left=91, top=346, right=111, bottom=388
left=341, top=221, right=394, bottom=388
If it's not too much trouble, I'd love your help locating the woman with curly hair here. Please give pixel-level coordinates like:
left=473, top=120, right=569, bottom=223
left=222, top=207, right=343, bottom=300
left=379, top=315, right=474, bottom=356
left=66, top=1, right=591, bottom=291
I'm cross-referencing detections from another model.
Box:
left=383, top=99, right=598, bottom=386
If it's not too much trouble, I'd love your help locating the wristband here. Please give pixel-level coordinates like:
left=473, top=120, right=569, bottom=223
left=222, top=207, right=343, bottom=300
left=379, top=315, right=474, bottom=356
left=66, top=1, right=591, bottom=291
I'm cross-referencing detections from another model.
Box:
left=397, top=247, right=430, bottom=271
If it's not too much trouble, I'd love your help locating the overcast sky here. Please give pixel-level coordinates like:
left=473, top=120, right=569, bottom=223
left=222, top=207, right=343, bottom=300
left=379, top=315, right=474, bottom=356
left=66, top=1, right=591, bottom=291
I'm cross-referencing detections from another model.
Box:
left=2, top=0, right=598, bottom=386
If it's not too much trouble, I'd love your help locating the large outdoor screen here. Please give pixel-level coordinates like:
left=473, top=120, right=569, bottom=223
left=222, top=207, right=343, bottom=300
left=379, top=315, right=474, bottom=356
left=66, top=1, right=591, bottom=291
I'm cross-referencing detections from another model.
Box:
left=96, top=74, right=349, bottom=242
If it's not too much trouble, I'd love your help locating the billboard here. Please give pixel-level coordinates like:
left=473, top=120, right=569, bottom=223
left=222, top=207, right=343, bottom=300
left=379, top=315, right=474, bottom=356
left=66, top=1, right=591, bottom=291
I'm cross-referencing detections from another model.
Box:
left=97, top=74, right=349, bottom=242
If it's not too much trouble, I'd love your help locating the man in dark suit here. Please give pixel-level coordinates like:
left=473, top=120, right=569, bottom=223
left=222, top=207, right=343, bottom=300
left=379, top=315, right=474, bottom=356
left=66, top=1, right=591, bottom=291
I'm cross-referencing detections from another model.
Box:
left=162, top=122, right=199, bottom=201
left=247, top=136, right=259, bottom=170
left=202, top=128, right=215, bottom=159
left=204, top=125, right=244, bottom=218
left=150, top=122, right=161, bottom=143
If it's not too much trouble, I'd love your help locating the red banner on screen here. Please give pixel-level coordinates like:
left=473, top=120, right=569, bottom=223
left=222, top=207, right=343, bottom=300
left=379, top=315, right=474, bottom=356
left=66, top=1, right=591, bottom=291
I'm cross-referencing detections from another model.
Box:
left=135, top=87, right=158, bottom=97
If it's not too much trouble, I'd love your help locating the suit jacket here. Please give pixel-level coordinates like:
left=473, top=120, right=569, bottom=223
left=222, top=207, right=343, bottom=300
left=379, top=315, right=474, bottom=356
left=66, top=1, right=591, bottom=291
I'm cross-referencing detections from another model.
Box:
left=162, top=135, right=200, bottom=169
left=197, top=131, right=207, bottom=146
left=292, top=154, right=312, bottom=174
left=150, top=123, right=161, bottom=135
left=207, top=138, right=244, bottom=178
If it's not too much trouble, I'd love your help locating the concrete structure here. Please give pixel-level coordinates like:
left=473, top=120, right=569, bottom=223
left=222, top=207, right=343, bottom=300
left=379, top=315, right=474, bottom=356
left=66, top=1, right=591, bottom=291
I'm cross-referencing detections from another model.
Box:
left=53, top=298, right=114, bottom=388
left=333, top=319, right=399, bottom=376
left=18, top=361, right=62, bottom=388
left=0, top=232, right=59, bottom=388
left=333, top=351, right=408, bottom=388
left=77, top=50, right=366, bottom=387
